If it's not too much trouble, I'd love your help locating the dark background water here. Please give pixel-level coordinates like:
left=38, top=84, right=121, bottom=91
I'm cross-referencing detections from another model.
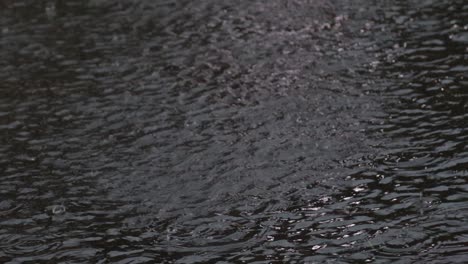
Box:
left=0, top=0, right=467, bottom=263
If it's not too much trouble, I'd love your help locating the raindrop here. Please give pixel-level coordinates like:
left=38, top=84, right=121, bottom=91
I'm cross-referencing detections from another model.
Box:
left=45, top=3, right=56, bottom=19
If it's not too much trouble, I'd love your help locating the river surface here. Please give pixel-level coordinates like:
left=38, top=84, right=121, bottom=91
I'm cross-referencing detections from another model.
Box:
left=0, top=0, right=467, bottom=263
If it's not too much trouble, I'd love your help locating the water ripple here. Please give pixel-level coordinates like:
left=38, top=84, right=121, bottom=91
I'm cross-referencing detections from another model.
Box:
left=2, top=0, right=467, bottom=263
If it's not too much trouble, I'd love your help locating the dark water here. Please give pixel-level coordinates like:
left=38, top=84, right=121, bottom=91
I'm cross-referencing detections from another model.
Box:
left=0, top=0, right=467, bottom=263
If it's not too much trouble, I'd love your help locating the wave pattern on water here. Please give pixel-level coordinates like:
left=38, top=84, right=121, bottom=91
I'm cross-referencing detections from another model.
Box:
left=0, top=0, right=385, bottom=262
left=3, top=0, right=468, bottom=263
left=346, top=1, right=468, bottom=262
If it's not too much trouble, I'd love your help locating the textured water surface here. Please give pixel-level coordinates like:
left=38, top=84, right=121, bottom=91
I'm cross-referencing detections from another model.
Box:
left=0, top=0, right=467, bottom=263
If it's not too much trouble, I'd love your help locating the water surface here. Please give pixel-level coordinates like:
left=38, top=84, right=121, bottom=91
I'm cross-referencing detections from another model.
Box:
left=1, top=0, right=468, bottom=263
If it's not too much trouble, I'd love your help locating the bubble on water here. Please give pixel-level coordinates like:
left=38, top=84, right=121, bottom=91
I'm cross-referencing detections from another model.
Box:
left=52, top=205, right=66, bottom=215
left=320, top=23, right=331, bottom=30
left=2, top=27, right=8, bottom=34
